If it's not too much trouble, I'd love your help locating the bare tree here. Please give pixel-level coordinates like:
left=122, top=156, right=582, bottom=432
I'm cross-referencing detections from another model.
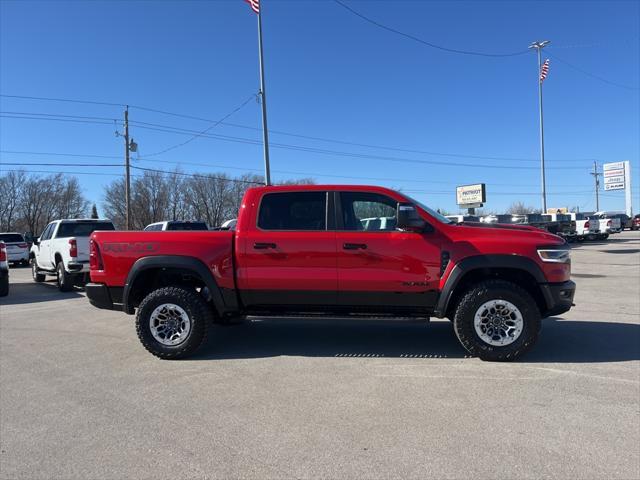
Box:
left=506, top=201, right=538, bottom=215
left=102, top=178, right=126, bottom=229
left=0, top=171, right=89, bottom=234
left=0, top=171, right=26, bottom=231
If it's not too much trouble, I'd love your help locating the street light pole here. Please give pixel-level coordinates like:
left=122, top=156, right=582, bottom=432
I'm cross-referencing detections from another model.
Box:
left=529, top=40, right=550, bottom=213
left=124, top=106, right=132, bottom=230
left=257, top=6, right=271, bottom=186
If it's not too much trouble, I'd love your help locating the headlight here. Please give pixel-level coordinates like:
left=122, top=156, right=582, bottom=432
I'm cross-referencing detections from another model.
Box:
left=537, top=248, right=571, bottom=263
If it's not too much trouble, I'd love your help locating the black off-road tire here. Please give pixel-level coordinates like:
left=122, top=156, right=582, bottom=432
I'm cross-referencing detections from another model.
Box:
left=56, top=262, right=73, bottom=292
left=31, top=259, right=46, bottom=282
left=136, top=286, right=212, bottom=360
left=453, top=279, right=541, bottom=362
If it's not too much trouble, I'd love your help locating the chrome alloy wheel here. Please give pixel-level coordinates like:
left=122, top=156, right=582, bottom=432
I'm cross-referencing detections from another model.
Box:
left=149, top=303, right=192, bottom=346
left=473, top=300, right=524, bottom=347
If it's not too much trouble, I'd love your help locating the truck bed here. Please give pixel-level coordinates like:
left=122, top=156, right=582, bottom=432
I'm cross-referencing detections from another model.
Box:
left=90, top=230, right=236, bottom=290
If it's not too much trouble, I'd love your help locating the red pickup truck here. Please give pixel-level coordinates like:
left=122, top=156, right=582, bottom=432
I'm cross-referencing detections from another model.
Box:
left=86, top=185, right=575, bottom=361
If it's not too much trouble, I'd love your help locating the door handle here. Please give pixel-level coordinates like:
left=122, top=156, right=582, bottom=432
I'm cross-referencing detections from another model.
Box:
left=343, top=243, right=367, bottom=250
left=254, top=242, right=277, bottom=250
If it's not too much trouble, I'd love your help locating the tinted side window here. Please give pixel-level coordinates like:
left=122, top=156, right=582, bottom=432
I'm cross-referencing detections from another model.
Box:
left=40, top=224, right=54, bottom=241
left=339, top=192, right=397, bottom=231
left=258, top=192, right=327, bottom=231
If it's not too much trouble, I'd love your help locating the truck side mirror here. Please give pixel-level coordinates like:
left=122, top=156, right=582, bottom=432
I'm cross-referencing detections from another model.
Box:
left=33, top=237, right=40, bottom=246
left=396, top=203, right=427, bottom=232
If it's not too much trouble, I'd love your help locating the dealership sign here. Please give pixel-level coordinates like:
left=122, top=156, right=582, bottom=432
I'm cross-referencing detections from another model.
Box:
left=456, top=183, right=486, bottom=206
left=603, top=162, right=626, bottom=191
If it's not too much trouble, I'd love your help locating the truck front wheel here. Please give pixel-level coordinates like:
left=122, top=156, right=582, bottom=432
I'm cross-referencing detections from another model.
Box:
left=453, top=280, right=540, bottom=361
left=136, top=287, right=211, bottom=359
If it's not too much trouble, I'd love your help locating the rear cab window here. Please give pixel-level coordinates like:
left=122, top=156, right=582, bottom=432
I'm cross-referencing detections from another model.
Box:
left=56, top=221, right=115, bottom=238
left=258, top=192, right=327, bottom=230
left=167, top=222, right=209, bottom=231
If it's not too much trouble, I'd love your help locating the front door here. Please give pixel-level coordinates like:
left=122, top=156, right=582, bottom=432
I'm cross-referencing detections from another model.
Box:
left=335, top=191, right=442, bottom=311
left=238, top=190, right=337, bottom=308
left=37, top=223, right=55, bottom=270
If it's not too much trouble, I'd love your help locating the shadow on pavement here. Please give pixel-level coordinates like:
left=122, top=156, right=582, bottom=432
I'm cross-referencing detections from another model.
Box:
left=193, top=317, right=640, bottom=363
left=0, top=280, right=83, bottom=306
left=525, top=317, right=640, bottom=363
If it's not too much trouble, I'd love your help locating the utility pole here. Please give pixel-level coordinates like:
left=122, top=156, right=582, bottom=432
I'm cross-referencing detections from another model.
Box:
left=590, top=160, right=601, bottom=211
left=124, top=106, right=132, bottom=230
left=529, top=40, right=550, bottom=213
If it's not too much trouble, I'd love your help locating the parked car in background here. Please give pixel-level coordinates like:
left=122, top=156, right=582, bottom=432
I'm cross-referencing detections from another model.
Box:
left=546, top=213, right=577, bottom=242
left=0, top=233, right=29, bottom=266
left=360, top=216, right=396, bottom=230
left=570, top=213, right=601, bottom=241
left=445, top=215, right=480, bottom=223
left=632, top=214, right=640, bottom=231
left=608, top=213, right=632, bottom=231
left=144, top=221, right=209, bottom=231
left=0, top=241, right=8, bottom=297
left=219, top=219, right=237, bottom=230
left=30, top=219, right=115, bottom=291
left=593, top=212, right=622, bottom=234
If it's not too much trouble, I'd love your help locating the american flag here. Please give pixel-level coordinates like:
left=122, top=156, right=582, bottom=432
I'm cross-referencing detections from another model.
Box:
left=540, top=58, right=550, bottom=83
left=244, top=0, right=259, bottom=14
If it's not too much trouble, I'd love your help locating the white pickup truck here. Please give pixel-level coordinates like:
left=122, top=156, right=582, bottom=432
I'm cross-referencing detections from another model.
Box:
left=570, top=213, right=603, bottom=241
left=30, top=219, right=115, bottom=291
left=591, top=211, right=622, bottom=235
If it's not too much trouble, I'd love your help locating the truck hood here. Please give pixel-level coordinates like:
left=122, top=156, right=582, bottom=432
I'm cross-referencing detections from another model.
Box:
left=457, top=221, right=540, bottom=232
left=450, top=221, right=564, bottom=245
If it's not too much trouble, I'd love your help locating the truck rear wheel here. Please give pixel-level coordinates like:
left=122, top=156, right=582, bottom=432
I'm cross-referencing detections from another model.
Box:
left=56, top=262, right=73, bottom=292
left=136, top=286, right=211, bottom=359
left=31, top=259, right=45, bottom=282
left=453, top=279, right=540, bottom=361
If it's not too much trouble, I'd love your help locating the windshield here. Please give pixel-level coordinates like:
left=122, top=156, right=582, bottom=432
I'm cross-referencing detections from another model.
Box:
left=0, top=233, right=25, bottom=243
left=56, top=222, right=115, bottom=237
left=402, top=194, right=453, bottom=224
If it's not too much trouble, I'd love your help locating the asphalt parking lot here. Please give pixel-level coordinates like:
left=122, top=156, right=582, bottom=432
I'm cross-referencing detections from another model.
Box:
left=1, top=232, right=639, bottom=480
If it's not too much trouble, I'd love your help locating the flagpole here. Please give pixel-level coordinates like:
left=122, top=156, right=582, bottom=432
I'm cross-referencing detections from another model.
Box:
left=257, top=4, right=271, bottom=186
left=529, top=40, right=550, bottom=213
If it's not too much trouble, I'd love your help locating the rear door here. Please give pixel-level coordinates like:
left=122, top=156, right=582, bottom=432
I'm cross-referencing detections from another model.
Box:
left=335, top=191, right=442, bottom=310
left=238, top=190, right=338, bottom=307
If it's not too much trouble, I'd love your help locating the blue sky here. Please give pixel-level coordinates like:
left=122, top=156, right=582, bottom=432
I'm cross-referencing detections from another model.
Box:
left=1, top=0, right=638, bottom=214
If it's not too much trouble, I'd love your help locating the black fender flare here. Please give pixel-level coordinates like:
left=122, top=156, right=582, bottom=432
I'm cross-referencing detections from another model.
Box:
left=122, top=255, right=225, bottom=316
left=434, top=254, right=547, bottom=317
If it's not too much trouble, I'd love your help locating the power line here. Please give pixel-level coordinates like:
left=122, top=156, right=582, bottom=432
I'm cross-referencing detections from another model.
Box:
left=0, top=107, right=602, bottom=164
left=546, top=52, right=640, bottom=91
left=0, top=149, right=596, bottom=187
left=130, top=122, right=591, bottom=170
left=0, top=114, right=115, bottom=126
left=0, top=169, right=129, bottom=177
left=129, top=165, right=263, bottom=184
left=140, top=94, right=257, bottom=157
left=0, top=94, right=125, bottom=107
left=1, top=162, right=123, bottom=167
left=332, top=0, right=529, bottom=58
